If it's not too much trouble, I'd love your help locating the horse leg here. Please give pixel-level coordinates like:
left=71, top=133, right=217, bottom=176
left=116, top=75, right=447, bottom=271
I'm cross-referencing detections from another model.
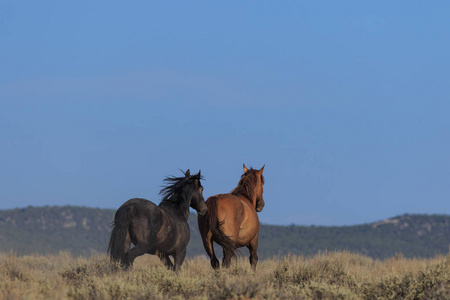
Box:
left=127, top=210, right=161, bottom=268
left=247, top=236, right=259, bottom=272
left=157, top=252, right=174, bottom=271
left=203, top=231, right=220, bottom=269
left=173, top=248, right=186, bottom=272
left=127, top=242, right=152, bottom=268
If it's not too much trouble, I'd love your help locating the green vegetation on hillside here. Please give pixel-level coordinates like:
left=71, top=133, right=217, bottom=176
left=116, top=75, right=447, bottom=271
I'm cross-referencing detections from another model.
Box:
left=0, top=206, right=114, bottom=256
left=0, top=206, right=448, bottom=259
left=258, top=214, right=450, bottom=259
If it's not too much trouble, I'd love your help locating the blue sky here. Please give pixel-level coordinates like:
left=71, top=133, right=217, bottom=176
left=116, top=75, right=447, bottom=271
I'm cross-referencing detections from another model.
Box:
left=1, top=1, right=449, bottom=225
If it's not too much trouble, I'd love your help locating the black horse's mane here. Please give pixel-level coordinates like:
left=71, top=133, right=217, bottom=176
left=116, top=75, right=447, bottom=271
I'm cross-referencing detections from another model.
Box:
left=231, top=168, right=264, bottom=201
left=159, top=172, right=202, bottom=204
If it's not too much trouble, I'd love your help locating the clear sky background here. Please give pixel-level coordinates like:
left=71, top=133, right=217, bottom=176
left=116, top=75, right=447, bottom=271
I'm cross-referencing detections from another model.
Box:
left=1, top=1, right=449, bottom=226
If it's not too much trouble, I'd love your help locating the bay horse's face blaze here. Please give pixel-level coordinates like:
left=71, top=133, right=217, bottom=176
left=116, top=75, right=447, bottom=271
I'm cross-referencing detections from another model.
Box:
left=255, top=166, right=265, bottom=212
left=255, top=191, right=264, bottom=212
left=188, top=173, right=207, bottom=216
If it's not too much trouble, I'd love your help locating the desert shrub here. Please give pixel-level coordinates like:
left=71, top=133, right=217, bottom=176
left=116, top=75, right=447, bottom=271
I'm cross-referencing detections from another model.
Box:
left=0, top=251, right=448, bottom=299
left=360, top=255, right=449, bottom=299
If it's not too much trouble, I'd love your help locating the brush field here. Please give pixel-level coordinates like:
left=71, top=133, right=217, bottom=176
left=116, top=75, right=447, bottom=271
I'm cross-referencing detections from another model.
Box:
left=1, top=251, right=449, bottom=299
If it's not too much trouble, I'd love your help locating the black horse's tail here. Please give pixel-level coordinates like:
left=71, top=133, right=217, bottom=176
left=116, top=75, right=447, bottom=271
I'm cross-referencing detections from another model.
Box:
left=207, top=197, right=238, bottom=257
left=107, top=207, right=130, bottom=264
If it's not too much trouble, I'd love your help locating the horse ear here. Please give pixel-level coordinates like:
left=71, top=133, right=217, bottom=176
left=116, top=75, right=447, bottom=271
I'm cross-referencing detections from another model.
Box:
left=243, top=164, right=249, bottom=173
left=260, top=165, right=265, bottom=174
left=185, top=169, right=190, bottom=177
left=198, top=170, right=201, bottom=177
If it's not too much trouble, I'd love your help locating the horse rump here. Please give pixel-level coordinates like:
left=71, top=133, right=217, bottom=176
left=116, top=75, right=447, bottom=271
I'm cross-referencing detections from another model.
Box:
left=206, top=196, right=238, bottom=257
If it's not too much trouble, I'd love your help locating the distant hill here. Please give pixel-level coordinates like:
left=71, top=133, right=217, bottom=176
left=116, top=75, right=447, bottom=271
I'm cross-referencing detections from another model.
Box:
left=0, top=206, right=448, bottom=259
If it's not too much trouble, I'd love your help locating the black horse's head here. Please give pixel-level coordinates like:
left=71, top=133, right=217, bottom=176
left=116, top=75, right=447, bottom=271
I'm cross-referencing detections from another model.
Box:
left=183, top=169, right=208, bottom=216
left=159, top=169, right=207, bottom=216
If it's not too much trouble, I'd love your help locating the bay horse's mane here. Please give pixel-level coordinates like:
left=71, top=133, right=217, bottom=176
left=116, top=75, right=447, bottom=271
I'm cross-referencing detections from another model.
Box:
left=159, top=172, right=203, bottom=204
left=231, top=168, right=264, bottom=202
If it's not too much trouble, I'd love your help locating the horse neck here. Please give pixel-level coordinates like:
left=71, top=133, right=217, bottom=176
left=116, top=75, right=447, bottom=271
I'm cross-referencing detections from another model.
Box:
left=159, top=195, right=190, bottom=220
left=231, top=184, right=257, bottom=207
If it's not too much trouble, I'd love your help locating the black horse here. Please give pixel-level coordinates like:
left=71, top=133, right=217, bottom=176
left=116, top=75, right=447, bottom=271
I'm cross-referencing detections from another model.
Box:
left=108, top=170, right=207, bottom=271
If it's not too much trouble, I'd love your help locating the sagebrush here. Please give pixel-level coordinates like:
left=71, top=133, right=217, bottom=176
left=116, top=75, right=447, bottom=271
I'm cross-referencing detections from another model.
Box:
left=1, top=251, right=448, bottom=299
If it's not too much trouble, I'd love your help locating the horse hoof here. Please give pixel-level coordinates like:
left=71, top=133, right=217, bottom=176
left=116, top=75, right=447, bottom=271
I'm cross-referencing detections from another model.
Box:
left=211, top=259, right=220, bottom=270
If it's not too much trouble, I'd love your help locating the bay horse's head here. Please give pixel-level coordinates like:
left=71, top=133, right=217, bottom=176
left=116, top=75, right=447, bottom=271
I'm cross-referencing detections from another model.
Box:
left=240, top=164, right=265, bottom=212
left=184, top=169, right=208, bottom=216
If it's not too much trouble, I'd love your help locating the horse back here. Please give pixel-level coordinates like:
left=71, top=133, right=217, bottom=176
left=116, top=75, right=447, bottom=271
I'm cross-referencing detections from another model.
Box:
left=119, top=198, right=160, bottom=220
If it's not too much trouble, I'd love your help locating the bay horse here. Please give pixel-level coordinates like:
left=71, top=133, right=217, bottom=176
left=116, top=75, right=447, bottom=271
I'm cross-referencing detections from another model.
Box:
left=198, top=164, right=265, bottom=271
left=108, top=170, right=207, bottom=271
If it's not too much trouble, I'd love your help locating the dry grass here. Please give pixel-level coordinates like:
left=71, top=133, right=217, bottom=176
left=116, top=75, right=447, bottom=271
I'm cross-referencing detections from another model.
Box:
left=1, top=250, right=448, bottom=299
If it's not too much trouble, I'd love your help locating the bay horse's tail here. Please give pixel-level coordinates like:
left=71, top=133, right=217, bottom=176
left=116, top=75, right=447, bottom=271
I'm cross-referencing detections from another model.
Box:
left=107, top=207, right=130, bottom=265
left=207, top=197, right=238, bottom=257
